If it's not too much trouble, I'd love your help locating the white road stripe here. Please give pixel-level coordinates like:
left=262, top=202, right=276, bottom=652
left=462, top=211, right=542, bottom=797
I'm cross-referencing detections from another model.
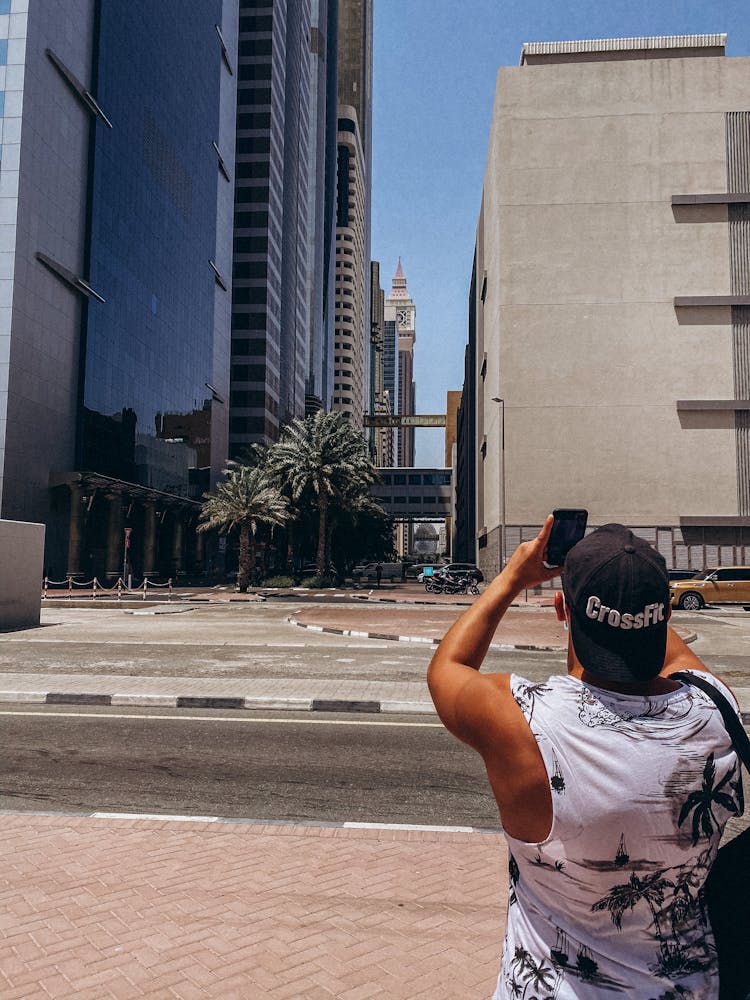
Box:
left=0, top=710, right=443, bottom=727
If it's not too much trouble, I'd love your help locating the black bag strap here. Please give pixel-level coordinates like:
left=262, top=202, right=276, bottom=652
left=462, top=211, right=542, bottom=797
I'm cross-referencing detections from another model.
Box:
left=672, top=670, right=750, bottom=772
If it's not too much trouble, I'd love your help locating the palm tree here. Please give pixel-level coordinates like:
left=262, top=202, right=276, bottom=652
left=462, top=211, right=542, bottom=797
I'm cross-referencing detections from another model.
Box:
left=678, top=753, right=740, bottom=846
left=592, top=870, right=674, bottom=939
left=270, top=411, right=378, bottom=574
left=198, top=460, right=289, bottom=592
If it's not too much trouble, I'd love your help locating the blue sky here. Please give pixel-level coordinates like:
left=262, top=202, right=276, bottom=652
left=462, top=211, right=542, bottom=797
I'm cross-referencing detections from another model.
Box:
left=371, top=0, right=750, bottom=466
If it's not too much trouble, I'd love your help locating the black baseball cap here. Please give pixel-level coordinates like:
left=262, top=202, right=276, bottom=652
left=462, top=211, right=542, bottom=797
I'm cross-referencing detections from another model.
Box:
left=561, top=524, right=670, bottom=683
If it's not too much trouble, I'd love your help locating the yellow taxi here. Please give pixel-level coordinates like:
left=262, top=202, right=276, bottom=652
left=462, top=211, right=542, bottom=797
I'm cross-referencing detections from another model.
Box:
left=669, top=567, right=750, bottom=611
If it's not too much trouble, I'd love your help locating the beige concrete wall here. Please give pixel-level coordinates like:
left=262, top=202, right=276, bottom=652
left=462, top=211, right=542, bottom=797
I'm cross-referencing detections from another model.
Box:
left=0, top=519, right=44, bottom=630
left=477, top=53, right=748, bottom=536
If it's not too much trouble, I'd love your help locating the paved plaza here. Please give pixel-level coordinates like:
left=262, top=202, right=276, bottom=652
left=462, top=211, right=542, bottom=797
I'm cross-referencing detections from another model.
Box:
left=0, top=593, right=748, bottom=997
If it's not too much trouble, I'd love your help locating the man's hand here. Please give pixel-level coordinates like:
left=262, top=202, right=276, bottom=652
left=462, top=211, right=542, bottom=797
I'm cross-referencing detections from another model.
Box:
left=500, top=514, right=561, bottom=595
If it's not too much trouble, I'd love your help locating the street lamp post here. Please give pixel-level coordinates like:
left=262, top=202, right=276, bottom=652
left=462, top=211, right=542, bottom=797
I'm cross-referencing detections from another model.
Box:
left=491, top=396, right=506, bottom=573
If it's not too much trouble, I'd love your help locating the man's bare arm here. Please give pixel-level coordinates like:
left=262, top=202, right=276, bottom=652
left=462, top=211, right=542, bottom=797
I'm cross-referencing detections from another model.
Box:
left=427, top=516, right=558, bottom=751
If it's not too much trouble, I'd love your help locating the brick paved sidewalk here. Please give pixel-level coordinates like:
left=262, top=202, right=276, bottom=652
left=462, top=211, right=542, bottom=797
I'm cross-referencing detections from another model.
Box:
left=0, top=813, right=507, bottom=999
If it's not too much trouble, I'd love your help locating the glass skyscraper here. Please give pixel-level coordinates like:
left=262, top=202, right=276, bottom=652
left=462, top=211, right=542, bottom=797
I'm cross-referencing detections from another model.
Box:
left=0, top=1, right=237, bottom=579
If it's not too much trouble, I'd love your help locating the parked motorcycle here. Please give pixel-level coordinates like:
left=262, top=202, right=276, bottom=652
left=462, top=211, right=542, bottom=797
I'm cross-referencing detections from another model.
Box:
left=424, top=572, right=479, bottom=596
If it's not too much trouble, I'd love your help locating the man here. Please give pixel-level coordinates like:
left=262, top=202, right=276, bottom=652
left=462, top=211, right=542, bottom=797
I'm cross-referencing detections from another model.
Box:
left=428, top=517, right=742, bottom=999
left=375, top=562, right=382, bottom=589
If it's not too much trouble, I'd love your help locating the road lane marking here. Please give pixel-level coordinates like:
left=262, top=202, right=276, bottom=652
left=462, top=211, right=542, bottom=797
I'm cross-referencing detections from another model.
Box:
left=0, top=710, right=443, bottom=728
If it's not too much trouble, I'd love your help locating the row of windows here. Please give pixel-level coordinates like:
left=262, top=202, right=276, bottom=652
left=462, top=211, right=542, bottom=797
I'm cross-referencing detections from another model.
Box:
left=230, top=415, right=274, bottom=435
left=380, top=473, right=451, bottom=486
left=238, top=61, right=272, bottom=82
left=233, top=261, right=267, bottom=279
left=234, top=234, right=267, bottom=254
left=383, top=497, right=449, bottom=506
left=236, top=136, right=271, bottom=155
left=237, top=111, right=271, bottom=131
left=231, top=362, right=266, bottom=380
left=239, top=38, right=272, bottom=57
left=233, top=285, right=267, bottom=305
left=237, top=86, right=271, bottom=104
left=232, top=312, right=267, bottom=331
left=239, top=13, right=273, bottom=33
left=235, top=209, right=268, bottom=228
left=235, top=185, right=269, bottom=204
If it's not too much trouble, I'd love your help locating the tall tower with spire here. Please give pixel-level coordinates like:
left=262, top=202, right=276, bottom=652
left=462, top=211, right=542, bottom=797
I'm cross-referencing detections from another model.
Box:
left=384, top=259, right=416, bottom=466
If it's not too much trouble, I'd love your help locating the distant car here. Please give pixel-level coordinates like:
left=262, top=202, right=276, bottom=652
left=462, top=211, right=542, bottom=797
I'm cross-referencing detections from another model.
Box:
left=352, top=561, right=402, bottom=582
left=670, top=567, right=750, bottom=611
left=437, top=562, right=484, bottom=584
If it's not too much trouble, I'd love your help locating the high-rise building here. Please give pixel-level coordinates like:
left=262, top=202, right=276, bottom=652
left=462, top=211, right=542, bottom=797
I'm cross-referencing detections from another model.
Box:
left=331, top=0, right=372, bottom=427
left=229, top=0, right=312, bottom=453
left=305, top=0, right=339, bottom=415
left=382, top=316, right=398, bottom=466
left=468, top=34, right=750, bottom=578
left=369, top=261, right=387, bottom=462
left=0, top=1, right=238, bottom=580
left=384, top=260, right=416, bottom=466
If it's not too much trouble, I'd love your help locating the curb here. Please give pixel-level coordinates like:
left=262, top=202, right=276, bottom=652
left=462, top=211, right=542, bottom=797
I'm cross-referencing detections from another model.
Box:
left=286, top=615, right=567, bottom=653
left=0, top=689, right=436, bottom=716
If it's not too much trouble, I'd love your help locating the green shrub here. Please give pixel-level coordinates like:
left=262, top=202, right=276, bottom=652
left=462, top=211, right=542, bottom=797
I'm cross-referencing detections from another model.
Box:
left=302, top=574, right=339, bottom=588
left=260, top=575, right=296, bottom=588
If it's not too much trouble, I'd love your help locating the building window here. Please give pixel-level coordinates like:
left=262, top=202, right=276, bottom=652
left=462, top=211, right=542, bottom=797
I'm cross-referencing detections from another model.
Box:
left=337, top=146, right=350, bottom=227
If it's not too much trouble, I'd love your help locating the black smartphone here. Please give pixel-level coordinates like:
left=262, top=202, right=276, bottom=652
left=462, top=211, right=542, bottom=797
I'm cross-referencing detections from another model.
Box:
left=543, top=508, right=588, bottom=568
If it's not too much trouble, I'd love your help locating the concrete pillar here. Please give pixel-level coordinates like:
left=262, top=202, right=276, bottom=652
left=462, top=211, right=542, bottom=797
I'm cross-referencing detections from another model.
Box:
left=143, top=504, right=157, bottom=578
left=66, top=484, right=85, bottom=578
left=171, top=516, right=184, bottom=578
left=104, top=495, right=123, bottom=581
left=194, top=524, right=205, bottom=571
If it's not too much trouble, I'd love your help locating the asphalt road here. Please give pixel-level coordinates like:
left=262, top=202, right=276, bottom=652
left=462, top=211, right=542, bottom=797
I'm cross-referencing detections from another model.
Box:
left=0, top=705, right=501, bottom=829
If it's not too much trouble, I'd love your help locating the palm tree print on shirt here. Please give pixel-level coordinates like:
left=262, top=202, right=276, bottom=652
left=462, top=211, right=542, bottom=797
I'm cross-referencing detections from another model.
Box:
left=678, top=753, right=741, bottom=846
left=592, top=867, right=716, bottom=978
left=513, top=681, right=552, bottom=722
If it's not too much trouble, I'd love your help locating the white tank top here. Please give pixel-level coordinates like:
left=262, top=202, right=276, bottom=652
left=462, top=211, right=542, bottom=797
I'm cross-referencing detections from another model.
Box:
left=492, top=671, right=743, bottom=1000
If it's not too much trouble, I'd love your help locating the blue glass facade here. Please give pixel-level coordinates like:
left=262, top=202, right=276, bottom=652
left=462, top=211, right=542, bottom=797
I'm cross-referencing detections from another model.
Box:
left=81, top=0, right=225, bottom=499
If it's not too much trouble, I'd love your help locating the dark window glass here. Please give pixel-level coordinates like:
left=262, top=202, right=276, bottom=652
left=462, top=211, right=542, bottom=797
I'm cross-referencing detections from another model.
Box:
left=230, top=416, right=267, bottom=434
left=393, top=474, right=406, bottom=485
left=380, top=474, right=392, bottom=485
left=238, top=61, right=272, bottom=81
left=232, top=314, right=266, bottom=332
left=338, top=118, right=356, bottom=134
left=237, top=111, right=271, bottom=131
left=408, top=474, right=421, bottom=485
left=234, top=210, right=268, bottom=228
left=230, top=363, right=266, bottom=381
left=239, top=13, right=273, bottom=32
left=234, top=235, right=268, bottom=254
left=238, top=38, right=272, bottom=57
left=231, top=389, right=266, bottom=407
left=232, top=285, right=267, bottom=305
left=408, top=497, right=421, bottom=505
left=336, top=146, right=350, bottom=227
left=393, top=496, right=406, bottom=504
left=235, top=186, right=269, bottom=204
left=236, top=161, right=270, bottom=179
left=233, top=261, right=267, bottom=279
left=236, top=136, right=270, bottom=155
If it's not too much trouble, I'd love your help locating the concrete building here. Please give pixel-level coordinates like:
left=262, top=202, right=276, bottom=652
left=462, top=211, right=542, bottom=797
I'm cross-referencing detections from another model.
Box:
left=305, top=0, right=338, bottom=416
left=384, top=259, right=416, bottom=465
left=369, top=260, right=391, bottom=463
left=0, top=1, right=238, bottom=580
left=470, top=33, right=750, bottom=578
left=331, top=0, right=372, bottom=428
left=230, top=0, right=312, bottom=452
left=382, top=315, right=399, bottom=464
